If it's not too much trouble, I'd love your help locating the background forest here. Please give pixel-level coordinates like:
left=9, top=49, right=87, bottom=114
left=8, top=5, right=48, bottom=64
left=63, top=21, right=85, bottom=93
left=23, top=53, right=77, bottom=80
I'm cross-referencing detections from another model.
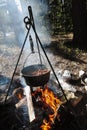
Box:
left=0, top=0, right=87, bottom=50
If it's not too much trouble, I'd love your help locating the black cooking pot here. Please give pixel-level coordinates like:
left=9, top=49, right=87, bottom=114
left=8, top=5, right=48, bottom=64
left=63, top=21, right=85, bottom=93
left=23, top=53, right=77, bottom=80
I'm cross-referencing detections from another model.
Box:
left=21, top=64, right=50, bottom=87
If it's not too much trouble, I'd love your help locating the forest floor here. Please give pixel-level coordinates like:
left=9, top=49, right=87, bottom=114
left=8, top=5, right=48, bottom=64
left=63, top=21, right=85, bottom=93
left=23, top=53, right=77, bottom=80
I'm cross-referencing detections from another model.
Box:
left=46, top=33, right=87, bottom=130
left=47, top=33, right=87, bottom=75
left=0, top=32, right=87, bottom=77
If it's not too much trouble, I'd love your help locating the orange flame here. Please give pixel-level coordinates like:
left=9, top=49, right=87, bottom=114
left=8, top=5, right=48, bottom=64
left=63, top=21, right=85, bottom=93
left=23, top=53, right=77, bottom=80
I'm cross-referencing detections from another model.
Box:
left=40, top=119, right=51, bottom=130
left=40, top=86, right=62, bottom=130
left=17, top=93, right=23, bottom=100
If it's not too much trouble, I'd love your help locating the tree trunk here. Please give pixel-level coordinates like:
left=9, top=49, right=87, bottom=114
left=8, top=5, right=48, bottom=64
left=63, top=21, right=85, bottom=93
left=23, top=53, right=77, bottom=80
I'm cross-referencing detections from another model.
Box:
left=72, top=0, right=87, bottom=49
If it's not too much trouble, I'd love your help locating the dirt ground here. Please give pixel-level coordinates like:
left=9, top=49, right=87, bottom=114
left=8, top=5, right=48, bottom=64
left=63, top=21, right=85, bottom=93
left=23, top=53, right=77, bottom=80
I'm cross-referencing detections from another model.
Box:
left=46, top=33, right=87, bottom=75
left=0, top=33, right=87, bottom=77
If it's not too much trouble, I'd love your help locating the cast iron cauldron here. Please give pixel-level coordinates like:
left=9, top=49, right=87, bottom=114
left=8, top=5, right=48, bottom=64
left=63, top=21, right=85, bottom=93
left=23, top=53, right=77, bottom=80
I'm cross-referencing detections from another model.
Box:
left=21, top=64, right=50, bottom=87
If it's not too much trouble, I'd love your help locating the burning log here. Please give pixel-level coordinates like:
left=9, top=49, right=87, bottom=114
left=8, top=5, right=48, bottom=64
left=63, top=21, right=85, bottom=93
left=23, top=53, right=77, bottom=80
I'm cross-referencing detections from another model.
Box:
left=12, top=87, right=24, bottom=100
left=24, top=85, right=35, bottom=122
left=20, top=77, right=35, bottom=123
left=15, top=97, right=27, bottom=108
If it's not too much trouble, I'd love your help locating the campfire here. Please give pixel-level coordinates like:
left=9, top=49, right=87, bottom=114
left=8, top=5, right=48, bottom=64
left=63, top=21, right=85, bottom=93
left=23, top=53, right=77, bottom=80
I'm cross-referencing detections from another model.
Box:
left=13, top=83, right=62, bottom=130
left=32, top=86, right=62, bottom=130
left=1, top=72, right=87, bottom=130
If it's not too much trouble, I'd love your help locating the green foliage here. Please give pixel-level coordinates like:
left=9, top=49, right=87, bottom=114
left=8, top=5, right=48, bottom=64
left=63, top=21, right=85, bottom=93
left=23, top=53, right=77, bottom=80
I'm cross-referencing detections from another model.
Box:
left=57, top=42, right=83, bottom=58
left=64, top=0, right=73, bottom=32
left=45, top=0, right=73, bottom=35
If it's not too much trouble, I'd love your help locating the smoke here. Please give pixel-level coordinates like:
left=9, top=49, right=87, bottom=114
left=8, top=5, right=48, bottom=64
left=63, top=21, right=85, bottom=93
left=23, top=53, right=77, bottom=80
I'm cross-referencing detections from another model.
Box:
left=1, top=0, right=50, bottom=48
left=13, top=0, right=51, bottom=65
left=23, top=0, right=50, bottom=43
left=7, top=0, right=50, bottom=51
left=0, top=0, right=51, bottom=77
left=3, top=1, right=50, bottom=58
left=16, top=0, right=50, bottom=47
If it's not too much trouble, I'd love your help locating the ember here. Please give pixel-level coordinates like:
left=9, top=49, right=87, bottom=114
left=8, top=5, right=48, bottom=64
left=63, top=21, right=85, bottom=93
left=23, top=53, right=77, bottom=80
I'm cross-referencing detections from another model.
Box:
left=12, top=87, right=24, bottom=100
left=17, top=93, right=23, bottom=100
left=32, top=86, right=62, bottom=130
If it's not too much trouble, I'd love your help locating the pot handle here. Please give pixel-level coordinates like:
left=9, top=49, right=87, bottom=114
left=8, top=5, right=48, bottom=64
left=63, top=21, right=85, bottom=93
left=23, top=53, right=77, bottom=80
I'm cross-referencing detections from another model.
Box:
left=22, top=51, right=46, bottom=68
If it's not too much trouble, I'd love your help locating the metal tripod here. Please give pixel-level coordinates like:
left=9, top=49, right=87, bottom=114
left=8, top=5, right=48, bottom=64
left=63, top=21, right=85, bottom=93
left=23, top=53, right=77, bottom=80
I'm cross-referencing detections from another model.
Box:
left=5, top=6, right=68, bottom=103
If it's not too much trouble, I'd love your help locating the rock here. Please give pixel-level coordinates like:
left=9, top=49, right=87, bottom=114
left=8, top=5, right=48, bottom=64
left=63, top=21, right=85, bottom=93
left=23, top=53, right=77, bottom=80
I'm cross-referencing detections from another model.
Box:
left=81, top=73, right=87, bottom=85
left=85, top=86, right=87, bottom=91
left=62, top=70, right=71, bottom=81
left=65, top=91, right=76, bottom=100
left=79, top=70, right=85, bottom=77
left=70, top=96, right=83, bottom=107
